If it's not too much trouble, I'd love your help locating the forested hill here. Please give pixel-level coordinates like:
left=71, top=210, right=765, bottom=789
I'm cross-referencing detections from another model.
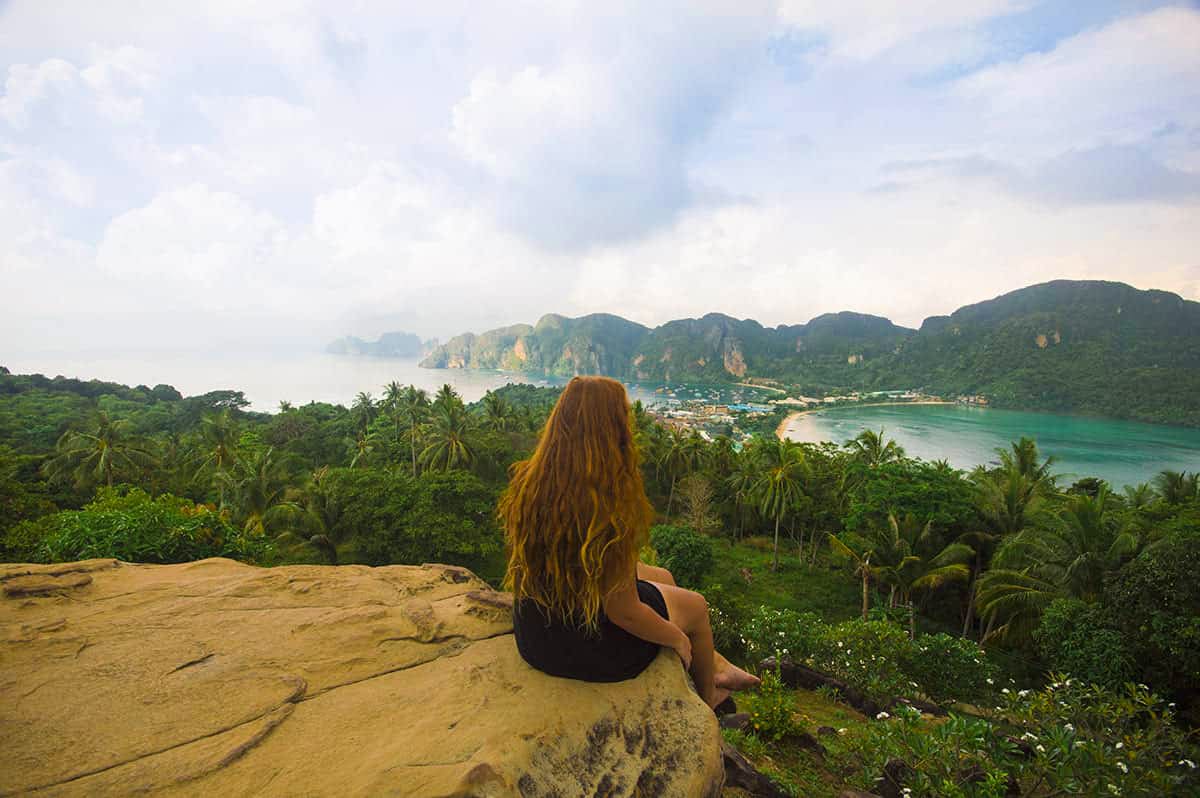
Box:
left=420, top=280, right=1200, bottom=426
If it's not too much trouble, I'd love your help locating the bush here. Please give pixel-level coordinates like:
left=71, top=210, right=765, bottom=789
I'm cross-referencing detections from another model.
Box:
left=28, top=486, right=272, bottom=564
left=742, top=611, right=995, bottom=706
left=741, top=660, right=802, bottom=743
left=1034, top=598, right=1133, bottom=689
left=649, top=524, right=713, bottom=588
left=904, top=632, right=999, bottom=705
left=834, top=680, right=1200, bottom=798
left=813, top=619, right=913, bottom=704
left=742, top=606, right=823, bottom=662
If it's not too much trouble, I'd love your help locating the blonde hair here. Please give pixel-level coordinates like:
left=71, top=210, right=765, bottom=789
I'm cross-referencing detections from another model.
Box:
left=499, top=376, right=654, bottom=630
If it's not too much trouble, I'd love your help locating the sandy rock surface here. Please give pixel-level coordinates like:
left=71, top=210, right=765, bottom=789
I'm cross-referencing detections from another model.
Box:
left=0, top=558, right=722, bottom=797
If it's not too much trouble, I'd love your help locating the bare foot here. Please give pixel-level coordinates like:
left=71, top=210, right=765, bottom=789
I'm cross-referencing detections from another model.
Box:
left=709, top=686, right=732, bottom=709
left=715, top=663, right=761, bottom=692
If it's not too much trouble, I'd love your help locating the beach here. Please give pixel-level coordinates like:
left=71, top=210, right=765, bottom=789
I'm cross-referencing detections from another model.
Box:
left=775, top=401, right=957, bottom=439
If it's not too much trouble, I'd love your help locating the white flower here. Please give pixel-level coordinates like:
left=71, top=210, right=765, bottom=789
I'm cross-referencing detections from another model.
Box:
left=1064, top=723, right=1074, bottom=733
left=1107, top=785, right=1120, bottom=795
left=902, top=789, right=912, bottom=796
left=1001, top=688, right=1010, bottom=694
left=1021, top=732, right=1038, bottom=742
left=837, top=641, right=844, bottom=648
left=1036, top=744, right=1046, bottom=753
left=1117, top=762, right=1128, bottom=774
left=837, top=728, right=848, bottom=735
left=1179, top=759, right=1196, bottom=769
left=875, top=711, right=890, bottom=720
left=986, top=678, right=994, bottom=685
left=1115, top=743, right=1124, bottom=750
left=1075, top=741, right=1085, bottom=749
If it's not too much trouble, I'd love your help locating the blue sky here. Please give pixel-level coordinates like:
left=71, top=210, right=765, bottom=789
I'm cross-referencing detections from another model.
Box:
left=1, top=1, right=1198, bottom=353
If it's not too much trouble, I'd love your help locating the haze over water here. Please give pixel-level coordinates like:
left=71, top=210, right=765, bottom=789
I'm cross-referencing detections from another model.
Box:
left=781, top=404, right=1200, bottom=489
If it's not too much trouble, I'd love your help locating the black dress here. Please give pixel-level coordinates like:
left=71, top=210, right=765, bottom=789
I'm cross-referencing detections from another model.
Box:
left=513, top=579, right=670, bottom=682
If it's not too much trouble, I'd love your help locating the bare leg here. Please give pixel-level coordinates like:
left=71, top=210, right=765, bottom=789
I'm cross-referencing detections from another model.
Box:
left=637, top=563, right=759, bottom=693
left=646, top=580, right=718, bottom=708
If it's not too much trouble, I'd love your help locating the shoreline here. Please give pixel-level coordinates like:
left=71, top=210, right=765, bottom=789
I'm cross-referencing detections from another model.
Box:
left=775, top=401, right=958, bottom=440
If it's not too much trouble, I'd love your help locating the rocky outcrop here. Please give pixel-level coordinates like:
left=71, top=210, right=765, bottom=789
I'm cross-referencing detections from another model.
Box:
left=0, top=558, right=722, bottom=797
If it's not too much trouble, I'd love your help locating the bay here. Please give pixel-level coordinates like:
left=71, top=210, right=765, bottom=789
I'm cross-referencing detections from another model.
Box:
left=1, top=351, right=662, bottom=411
left=780, top=403, right=1200, bottom=489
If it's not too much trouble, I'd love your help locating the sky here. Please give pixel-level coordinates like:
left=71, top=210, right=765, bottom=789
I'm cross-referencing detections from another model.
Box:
left=2, top=0, right=1199, bottom=355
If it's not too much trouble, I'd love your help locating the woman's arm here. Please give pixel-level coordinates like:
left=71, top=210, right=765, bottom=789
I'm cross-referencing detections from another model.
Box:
left=603, top=577, right=691, bottom=666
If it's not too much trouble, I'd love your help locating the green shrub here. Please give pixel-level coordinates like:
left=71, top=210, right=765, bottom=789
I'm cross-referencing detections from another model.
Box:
left=813, top=619, right=913, bottom=704
left=834, top=681, right=1199, bottom=798
left=649, top=524, right=713, bottom=588
left=1034, top=598, right=1133, bottom=689
left=32, top=487, right=272, bottom=564
left=904, top=632, right=998, bottom=705
left=741, top=660, right=802, bottom=743
left=742, top=606, right=823, bottom=662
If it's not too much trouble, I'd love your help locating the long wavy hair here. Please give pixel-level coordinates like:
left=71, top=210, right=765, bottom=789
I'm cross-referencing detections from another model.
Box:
left=500, top=375, right=654, bottom=631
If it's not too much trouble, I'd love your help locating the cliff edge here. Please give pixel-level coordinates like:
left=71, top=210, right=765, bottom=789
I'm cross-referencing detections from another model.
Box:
left=0, top=558, right=722, bottom=797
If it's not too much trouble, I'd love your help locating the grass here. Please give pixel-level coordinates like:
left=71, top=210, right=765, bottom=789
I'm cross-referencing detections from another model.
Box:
left=703, top=537, right=863, bottom=624
left=722, top=684, right=871, bottom=798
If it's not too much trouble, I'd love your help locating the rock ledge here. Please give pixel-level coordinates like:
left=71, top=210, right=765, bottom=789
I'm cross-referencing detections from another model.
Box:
left=0, top=558, right=722, bottom=797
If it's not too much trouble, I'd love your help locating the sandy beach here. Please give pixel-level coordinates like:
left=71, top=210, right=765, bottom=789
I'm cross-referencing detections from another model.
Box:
left=775, top=401, right=957, bottom=439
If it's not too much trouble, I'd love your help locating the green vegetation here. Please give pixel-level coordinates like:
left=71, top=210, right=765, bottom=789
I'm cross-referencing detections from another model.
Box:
left=1, top=362, right=1198, bottom=795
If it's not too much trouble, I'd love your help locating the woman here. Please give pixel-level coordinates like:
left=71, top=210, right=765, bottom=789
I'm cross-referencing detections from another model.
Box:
left=500, top=375, right=758, bottom=708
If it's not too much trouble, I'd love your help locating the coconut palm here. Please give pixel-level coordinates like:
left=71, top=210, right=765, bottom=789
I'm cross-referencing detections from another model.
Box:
left=751, top=438, right=808, bottom=571
left=827, top=533, right=873, bottom=620
left=278, top=400, right=294, bottom=413
left=419, top=402, right=478, bottom=472
left=725, top=448, right=761, bottom=540
left=847, top=428, right=905, bottom=468
left=383, top=381, right=406, bottom=445
left=398, top=386, right=431, bottom=476
left=1154, top=470, right=1197, bottom=505
left=1122, top=482, right=1155, bottom=510
left=191, top=409, right=240, bottom=508
left=349, top=431, right=378, bottom=469
left=481, top=391, right=515, bottom=432
left=43, top=411, right=157, bottom=490
left=978, top=488, right=1139, bottom=643
left=274, top=466, right=347, bottom=564
left=217, top=447, right=301, bottom=537
left=997, top=436, right=1057, bottom=489
left=352, top=392, right=376, bottom=434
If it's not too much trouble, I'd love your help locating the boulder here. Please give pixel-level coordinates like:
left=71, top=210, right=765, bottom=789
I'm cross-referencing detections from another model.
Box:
left=0, top=558, right=722, bottom=797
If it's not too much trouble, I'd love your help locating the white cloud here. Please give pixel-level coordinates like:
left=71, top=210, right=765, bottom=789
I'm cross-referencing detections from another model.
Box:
left=778, top=0, right=1027, bottom=61
left=956, top=6, right=1200, bottom=158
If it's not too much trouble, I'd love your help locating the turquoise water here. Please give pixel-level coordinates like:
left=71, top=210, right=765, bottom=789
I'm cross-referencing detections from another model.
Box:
left=780, top=404, right=1200, bottom=489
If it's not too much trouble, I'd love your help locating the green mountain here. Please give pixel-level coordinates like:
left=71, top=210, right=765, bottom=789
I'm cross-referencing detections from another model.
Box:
left=420, top=280, right=1200, bottom=425
left=879, top=280, right=1200, bottom=425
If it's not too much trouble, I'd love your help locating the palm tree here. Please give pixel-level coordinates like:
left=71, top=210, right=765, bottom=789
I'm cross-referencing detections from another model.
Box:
left=481, top=391, right=515, bottom=432
left=277, top=400, right=294, bottom=413
left=43, top=411, right=157, bottom=490
left=1154, top=470, right=1197, bottom=505
left=383, top=381, right=406, bottom=446
left=869, top=513, right=972, bottom=638
left=352, top=392, right=376, bottom=434
left=433, top=384, right=460, bottom=413
left=274, top=467, right=346, bottom=564
left=1122, top=482, right=1155, bottom=510
left=419, top=402, right=478, bottom=472
left=847, top=428, right=904, bottom=468
left=191, top=409, right=240, bottom=508
left=217, top=447, right=301, bottom=537
left=978, top=488, right=1139, bottom=643
left=752, top=438, right=808, bottom=571
left=827, top=533, right=873, bottom=619
left=997, top=436, right=1056, bottom=489
left=398, top=386, right=431, bottom=476
left=349, top=431, right=378, bottom=469
left=725, top=449, right=760, bottom=540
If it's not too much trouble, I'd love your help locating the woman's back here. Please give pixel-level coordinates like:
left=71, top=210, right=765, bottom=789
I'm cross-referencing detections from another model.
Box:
left=512, top=579, right=669, bottom=682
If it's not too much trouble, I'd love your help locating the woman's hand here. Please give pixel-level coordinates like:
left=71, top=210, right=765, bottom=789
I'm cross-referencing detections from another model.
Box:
left=672, top=628, right=692, bottom=670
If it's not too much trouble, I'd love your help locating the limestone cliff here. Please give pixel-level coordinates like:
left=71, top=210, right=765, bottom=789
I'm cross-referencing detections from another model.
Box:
left=0, top=558, right=723, bottom=797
